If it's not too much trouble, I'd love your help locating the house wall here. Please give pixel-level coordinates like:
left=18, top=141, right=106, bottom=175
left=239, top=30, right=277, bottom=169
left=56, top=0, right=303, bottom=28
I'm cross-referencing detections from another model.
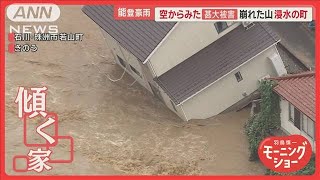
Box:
left=100, top=29, right=154, bottom=93
left=279, top=99, right=316, bottom=152
left=180, top=46, right=279, bottom=120
left=158, top=87, right=187, bottom=120
left=100, top=28, right=184, bottom=120
left=148, top=22, right=241, bottom=77
left=101, top=28, right=198, bottom=120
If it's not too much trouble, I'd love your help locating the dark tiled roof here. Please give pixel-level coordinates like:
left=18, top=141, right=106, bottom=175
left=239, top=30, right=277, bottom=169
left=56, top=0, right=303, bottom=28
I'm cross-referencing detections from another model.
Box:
left=272, top=72, right=315, bottom=120
left=155, top=23, right=280, bottom=105
left=82, top=5, right=176, bottom=62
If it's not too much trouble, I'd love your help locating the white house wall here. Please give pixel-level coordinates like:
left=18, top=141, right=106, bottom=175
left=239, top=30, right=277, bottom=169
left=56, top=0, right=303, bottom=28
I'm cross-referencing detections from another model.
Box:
left=158, top=87, right=187, bottom=120
left=148, top=22, right=240, bottom=77
left=181, top=46, right=279, bottom=120
left=279, top=99, right=316, bottom=152
left=100, top=29, right=153, bottom=93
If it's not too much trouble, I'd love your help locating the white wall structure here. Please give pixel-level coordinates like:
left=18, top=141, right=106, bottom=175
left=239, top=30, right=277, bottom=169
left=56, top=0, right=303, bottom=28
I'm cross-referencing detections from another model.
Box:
left=179, top=46, right=280, bottom=120
left=100, top=29, right=153, bottom=93
left=269, top=51, right=287, bottom=76
left=279, top=98, right=316, bottom=152
left=158, top=87, right=187, bottom=120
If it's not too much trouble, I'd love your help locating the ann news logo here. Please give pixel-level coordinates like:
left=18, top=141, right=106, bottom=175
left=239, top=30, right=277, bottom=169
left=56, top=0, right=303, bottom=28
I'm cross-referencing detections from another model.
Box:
left=7, top=4, right=60, bottom=22
left=7, top=4, right=60, bottom=33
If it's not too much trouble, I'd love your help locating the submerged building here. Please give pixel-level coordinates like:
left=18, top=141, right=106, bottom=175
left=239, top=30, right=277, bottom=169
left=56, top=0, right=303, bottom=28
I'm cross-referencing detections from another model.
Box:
left=82, top=5, right=287, bottom=121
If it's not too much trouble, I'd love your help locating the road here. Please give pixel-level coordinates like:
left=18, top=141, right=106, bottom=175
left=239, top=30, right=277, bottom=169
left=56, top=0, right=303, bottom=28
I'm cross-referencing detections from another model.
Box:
left=268, top=22, right=315, bottom=70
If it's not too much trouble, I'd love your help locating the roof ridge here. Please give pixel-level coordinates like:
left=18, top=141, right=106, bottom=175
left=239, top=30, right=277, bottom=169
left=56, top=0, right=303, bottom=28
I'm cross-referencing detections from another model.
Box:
left=269, top=71, right=314, bottom=80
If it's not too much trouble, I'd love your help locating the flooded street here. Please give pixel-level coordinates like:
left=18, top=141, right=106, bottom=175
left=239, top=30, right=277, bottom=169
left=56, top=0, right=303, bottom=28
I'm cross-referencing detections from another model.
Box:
left=5, top=6, right=265, bottom=175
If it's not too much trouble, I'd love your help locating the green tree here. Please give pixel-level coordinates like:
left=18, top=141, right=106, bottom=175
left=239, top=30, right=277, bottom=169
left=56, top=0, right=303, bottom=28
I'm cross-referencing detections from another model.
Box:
left=245, top=80, right=280, bottom=161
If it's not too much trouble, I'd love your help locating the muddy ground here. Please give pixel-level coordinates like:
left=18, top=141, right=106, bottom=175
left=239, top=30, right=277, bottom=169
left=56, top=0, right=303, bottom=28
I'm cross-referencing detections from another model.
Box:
left=5, top=6, right=265, bottom=175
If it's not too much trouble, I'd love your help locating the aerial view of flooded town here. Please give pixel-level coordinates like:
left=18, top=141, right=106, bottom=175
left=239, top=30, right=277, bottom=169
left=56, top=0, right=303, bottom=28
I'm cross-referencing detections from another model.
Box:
left=4, top=5, right=315, bottom=175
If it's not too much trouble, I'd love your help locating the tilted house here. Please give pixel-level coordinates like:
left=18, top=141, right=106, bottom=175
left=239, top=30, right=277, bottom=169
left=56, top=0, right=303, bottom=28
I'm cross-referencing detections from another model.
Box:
left=82, top=5, right=287, bottom=121
left=271, top=72, right=315, bottom=151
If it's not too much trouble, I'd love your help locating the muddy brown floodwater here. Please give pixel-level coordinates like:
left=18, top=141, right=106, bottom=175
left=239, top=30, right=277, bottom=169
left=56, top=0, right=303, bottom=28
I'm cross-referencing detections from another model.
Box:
left=5, top=6, right=265, bottom=175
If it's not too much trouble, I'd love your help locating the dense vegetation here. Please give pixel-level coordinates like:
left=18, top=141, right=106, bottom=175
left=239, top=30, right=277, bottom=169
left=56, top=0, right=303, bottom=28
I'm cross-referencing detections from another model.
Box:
left=265, top=155, right=315, bottom=175
left=244, top=80, right=315, bottom=175
left=245, top=80, right=281, bottom=161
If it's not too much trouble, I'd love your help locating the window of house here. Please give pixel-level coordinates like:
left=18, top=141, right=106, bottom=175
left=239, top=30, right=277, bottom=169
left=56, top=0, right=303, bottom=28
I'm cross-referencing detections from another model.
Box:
left=129, top=65, right=142, bottom=78
left=293, top=107, right=301, bottom=129
left=214, top=22, right=229, bottom=33
left=302, top=114, right=315, bottom=139
left=170, top=100, right=177, bottom=112
left=117, top=55, right=126, bottom=67
left=288, top=104, right=315, bottom=140
left=288, top=103, right=295, bottom=123
left=234, top=71, right=243, bottom=82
